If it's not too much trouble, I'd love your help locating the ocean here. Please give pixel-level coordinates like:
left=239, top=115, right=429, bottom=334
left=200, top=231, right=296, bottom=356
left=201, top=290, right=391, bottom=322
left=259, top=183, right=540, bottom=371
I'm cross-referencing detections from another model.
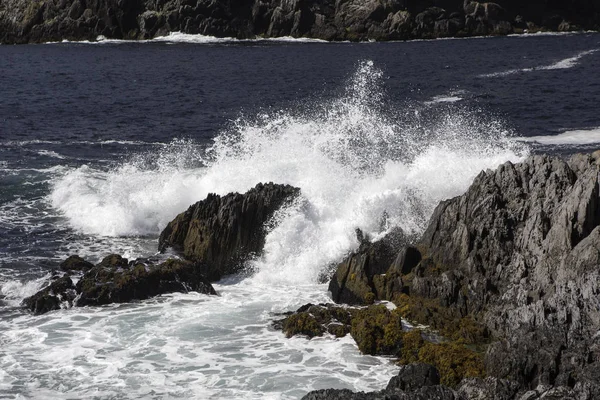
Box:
left=1, top=32, right=600, bottom=399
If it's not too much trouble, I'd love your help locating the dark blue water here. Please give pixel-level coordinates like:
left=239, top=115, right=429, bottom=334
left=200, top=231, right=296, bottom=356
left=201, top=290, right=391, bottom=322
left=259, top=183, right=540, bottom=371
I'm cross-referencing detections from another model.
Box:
left=1, top=33, right=600, bottom=399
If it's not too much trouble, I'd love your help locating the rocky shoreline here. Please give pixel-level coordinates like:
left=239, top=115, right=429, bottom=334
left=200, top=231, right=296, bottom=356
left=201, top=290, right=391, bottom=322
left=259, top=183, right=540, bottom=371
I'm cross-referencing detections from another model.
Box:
left=1, top=0, right=599, bottom=44
left=24, top=152, right=600, bottom=399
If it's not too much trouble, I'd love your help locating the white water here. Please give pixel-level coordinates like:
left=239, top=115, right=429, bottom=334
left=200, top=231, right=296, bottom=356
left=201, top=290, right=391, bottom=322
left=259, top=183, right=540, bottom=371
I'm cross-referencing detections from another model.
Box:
left=1, top=61, right=528, bottom=399
left=517, top=127, right=600, bottom=145
left=479, top=48, right=599, bottom=78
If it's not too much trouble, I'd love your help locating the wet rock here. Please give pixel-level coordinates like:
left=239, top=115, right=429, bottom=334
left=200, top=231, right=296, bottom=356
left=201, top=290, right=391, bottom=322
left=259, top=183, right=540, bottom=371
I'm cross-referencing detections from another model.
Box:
left=457, top=376, right=520, bottom=399
left=386, top=363, right=440, bottom=391
left=302, top=364, right=459, bottom=399
left=59, top=255, right=94, bottom=273
left=275, top=303, right=354, bottom=339
left=410, top=151, right=600, bottom=389
left=76, top=258, right=216, bottom=307
left=23, top=275, right=77, bottom=314
left=25, top=255, right=217, bottom=314
left=159, top=182, right=300, bottom=281
left=328, top=227, right=407, bottom=305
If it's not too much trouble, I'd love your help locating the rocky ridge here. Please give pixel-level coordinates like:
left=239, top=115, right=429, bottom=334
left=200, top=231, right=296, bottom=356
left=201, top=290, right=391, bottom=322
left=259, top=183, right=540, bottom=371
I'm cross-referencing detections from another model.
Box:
left=291, top=151, right=600, bottom=399
left=1, top=0, right=599, bottom=44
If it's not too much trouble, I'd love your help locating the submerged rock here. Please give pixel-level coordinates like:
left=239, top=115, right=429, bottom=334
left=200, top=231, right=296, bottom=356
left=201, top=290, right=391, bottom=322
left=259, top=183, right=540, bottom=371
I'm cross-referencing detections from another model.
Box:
left=159, top=182, right=300, bottom=281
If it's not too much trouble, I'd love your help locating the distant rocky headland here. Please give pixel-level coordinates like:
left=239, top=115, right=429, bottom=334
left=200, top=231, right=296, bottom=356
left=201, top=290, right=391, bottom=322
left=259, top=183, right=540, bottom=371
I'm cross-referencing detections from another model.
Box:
left=25, top=151, right=600, bottom=398
left=1, top=0, right=599, bottom=44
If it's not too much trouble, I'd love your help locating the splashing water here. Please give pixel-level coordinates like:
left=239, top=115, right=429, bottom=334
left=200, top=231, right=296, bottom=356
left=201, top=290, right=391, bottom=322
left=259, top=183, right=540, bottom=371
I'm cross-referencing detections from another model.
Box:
left=50, top=60, right=528, bottom=282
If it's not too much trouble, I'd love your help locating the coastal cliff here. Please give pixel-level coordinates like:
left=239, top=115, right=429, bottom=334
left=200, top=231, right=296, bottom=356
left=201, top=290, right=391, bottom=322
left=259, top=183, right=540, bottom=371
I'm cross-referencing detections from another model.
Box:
left=293, top=151, right=600, bottom=399
left=1, top=0, right=599, bottom=44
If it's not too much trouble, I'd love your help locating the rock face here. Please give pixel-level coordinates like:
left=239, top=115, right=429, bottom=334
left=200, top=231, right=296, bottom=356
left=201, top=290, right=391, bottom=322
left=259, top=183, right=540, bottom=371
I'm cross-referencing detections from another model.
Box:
left=324, top=151, right=600, bottom=396
left=328, top=228, right=417, bottom=305
left=23, top=254, right=216, bottom=314
left=416, top=152, right=600, bottom=391
left=1, top=0, right=599, bottom=44
left=302, top=363, right=459, bottom=400
left=158, top=182, right=300, bottom=281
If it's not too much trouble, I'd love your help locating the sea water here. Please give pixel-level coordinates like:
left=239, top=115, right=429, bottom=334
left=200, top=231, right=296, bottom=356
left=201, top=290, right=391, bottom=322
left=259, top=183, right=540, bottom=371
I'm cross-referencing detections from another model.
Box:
left=1, top=33, right=600, bottom=399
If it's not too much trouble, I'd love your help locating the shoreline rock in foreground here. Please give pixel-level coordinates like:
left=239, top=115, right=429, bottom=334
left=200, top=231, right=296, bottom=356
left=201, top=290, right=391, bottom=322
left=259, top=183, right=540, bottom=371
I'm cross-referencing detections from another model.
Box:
left=1, top=0, right=598, bottom=44
left=294, top=151, right=600, bottom=399
left=159, top=182, right=300, bottom=281
left=23, top=255, right=217, bottom=314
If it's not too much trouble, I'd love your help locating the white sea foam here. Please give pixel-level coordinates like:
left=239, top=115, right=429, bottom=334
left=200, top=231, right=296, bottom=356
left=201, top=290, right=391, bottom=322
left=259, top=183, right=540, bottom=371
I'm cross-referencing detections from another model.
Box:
left=480, top=48, right=599, bottom=77
left=517, top=127, right=600, bottom=145
left=50, top=60, right=527, bottom=284
left=3, top=60, right=531, bottom=399
left=35, top=149, right=66, bottom=159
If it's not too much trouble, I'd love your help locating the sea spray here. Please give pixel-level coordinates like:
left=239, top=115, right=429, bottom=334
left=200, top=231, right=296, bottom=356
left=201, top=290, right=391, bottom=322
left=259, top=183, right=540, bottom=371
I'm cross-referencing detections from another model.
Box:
left=49, top=60, right=528, bottom=282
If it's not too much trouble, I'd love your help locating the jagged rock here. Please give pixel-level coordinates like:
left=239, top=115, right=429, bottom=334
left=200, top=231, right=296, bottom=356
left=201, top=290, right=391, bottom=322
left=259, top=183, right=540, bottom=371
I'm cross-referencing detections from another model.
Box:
left=76, top=258, right=216, bottom=307
left=22, top=275, right=77, bottom=314
left=59, top=255, right=94, bottom=272
left=386, top=363, right=441, bottom=391
left=328, top=227, right=407, bottom=305
left=302, top=364, right=459, bottom=399
left=410, top=151, right=600, bottom=389
left=274, top=303, right=354, bottom=338
left=457, top=377, right=520, bottom=399
left=158, top=182, right=300, bottom=281
left=1, top=0, right=599, bottom=44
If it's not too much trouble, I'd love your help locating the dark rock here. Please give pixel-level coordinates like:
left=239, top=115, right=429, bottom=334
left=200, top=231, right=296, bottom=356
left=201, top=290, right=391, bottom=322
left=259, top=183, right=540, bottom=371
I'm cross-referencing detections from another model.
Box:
left=159, top=182, right=300, bottom=281
left=59, top=255, right=94, bottom=273
left=96, top=254, right=129, bottom=269
left=23, top=275, right=77, bottom=314
left=302, top=364, right=459, bottom=399
left=457, top=377, right=520, bottom=399
left=76, top=258, right=216, bottom=307
left=386, top=363, right=440, bottom=392
left=328, top=227, right=407, bottom=305
left=276, top=303, right=354, bottom=339
left=409, top=151, right=600, bottom=390
left=2, top=0, right=599, bottom=44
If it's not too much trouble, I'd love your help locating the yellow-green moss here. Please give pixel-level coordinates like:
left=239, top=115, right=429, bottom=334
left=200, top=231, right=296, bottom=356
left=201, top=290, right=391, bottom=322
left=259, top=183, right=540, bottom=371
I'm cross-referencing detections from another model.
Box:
left=282, top=312, right=324, bottom=338
left=418, top=341, right=485, bottom=387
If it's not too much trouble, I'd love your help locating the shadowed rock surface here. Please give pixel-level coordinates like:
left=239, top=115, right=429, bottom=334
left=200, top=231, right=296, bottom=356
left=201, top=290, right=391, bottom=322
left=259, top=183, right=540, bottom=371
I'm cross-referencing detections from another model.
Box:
left=1, top=0, right=599, bottom=44
left=158, top=182, right=300, bottom=281
left=23, top=255, right=216, bottom=313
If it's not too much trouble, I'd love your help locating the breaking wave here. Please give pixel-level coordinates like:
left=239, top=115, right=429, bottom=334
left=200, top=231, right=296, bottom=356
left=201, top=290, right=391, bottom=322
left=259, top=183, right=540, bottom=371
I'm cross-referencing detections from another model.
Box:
left=49, top=60, right=528, bottom=283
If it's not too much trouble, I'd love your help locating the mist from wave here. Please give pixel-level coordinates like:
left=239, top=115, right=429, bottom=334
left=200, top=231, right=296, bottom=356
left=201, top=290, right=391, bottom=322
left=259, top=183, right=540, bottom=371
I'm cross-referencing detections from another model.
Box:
left=49, top=60, right=528, bottom=284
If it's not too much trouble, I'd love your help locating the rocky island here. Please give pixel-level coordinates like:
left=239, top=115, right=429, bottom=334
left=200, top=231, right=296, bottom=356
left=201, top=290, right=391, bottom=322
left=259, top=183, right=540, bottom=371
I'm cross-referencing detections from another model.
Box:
left=1, top=0, right=599, bottom=44
left=24, top=151, right=600, bottom=398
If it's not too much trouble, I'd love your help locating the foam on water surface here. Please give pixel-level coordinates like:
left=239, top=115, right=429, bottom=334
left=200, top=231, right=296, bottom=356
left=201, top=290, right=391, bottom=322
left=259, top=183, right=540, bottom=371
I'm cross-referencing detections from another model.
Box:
left=479, top=48, right=599, bottom=78
left=517, top=127, right=600, bottom=145
left=1, top=60, right=530, bottom=398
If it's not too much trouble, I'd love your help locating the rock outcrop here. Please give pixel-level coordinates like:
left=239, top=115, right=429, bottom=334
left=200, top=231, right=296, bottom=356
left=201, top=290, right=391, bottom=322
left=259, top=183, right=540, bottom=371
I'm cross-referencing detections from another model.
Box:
left=1, top=0, right=598, bottom=44
left=321, top=151, right=600, bottom=396
left=302, top=363, right=459, bottom=400
left=158, top=182, right=300, bottom=281
left=23, top=254, right=216, bottom=314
